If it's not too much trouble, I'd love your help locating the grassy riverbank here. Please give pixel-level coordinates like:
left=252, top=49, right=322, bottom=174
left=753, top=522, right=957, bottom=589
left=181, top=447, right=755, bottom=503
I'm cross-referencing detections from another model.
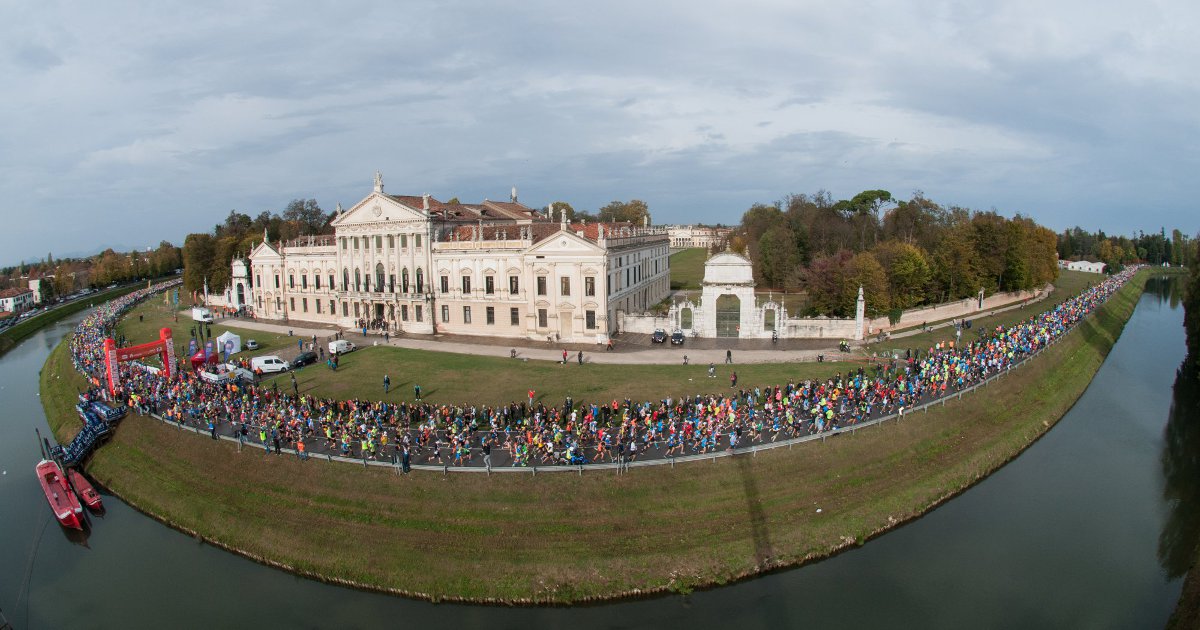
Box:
left=40, top=271, right=1150, bottom=603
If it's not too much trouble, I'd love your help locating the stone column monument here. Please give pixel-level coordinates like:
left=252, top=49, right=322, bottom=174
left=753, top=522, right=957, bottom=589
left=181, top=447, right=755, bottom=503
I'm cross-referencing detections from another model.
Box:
left=854, top=285, right=865, bottom=340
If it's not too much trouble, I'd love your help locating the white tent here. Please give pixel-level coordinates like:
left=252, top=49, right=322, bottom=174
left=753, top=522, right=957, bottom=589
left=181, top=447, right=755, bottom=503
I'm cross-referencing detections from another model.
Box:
left=216, top=331, right=242, bottom=356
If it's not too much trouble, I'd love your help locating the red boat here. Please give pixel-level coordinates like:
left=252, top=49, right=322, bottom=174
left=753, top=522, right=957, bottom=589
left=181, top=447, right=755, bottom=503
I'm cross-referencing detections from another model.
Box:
left=68, top=468, right=103, bottom=511
left=36, top=459, right=84, bottom=530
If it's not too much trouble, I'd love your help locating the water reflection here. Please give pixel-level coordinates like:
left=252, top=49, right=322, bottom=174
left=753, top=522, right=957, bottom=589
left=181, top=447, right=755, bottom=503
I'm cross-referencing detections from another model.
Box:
left=1144, top=275, right=1184, bottom=309
left=1159, top=362, right=1200, bottom=578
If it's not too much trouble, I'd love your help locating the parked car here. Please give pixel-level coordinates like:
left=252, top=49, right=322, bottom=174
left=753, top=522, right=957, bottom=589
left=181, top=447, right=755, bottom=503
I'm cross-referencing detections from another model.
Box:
left=328, top=339, right=357, bottom=354
left=671, top=330, right=685, bottom=345
left=651, top=329, right=667, bottom=344
left=250, top=355, right=288, bottom=374
left=245, top=339, right=259, bottom=350
left=290, top=351, right=318, bottom=369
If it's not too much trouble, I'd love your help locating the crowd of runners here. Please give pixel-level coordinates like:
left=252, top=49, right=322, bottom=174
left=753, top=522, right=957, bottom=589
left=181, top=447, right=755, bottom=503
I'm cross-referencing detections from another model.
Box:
left=68, top=267, right=1141, bottom=470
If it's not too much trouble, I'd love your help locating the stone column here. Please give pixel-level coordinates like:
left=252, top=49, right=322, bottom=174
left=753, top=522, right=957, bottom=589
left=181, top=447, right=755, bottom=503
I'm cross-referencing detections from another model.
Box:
left=854, top=286, right=865, bottom=340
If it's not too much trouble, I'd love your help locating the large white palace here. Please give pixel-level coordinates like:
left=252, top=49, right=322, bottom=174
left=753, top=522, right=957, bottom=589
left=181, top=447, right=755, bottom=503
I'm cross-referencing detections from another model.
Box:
left=229, top=173, right=670, bottom=342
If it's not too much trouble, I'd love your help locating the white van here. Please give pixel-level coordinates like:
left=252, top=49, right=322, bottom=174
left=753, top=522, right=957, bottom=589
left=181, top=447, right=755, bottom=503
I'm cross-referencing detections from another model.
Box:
left=328, top=339, right=357, bottom=355
left=250, top=355, right=288, bottom=374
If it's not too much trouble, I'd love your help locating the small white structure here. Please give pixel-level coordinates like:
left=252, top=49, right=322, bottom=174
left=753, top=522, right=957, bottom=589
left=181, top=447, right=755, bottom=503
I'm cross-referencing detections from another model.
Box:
left=215, top=331, right=242, bottom=356
left=619, top=250, right=865, bottom=340
left=1058, top=259, right=1107, bottom=274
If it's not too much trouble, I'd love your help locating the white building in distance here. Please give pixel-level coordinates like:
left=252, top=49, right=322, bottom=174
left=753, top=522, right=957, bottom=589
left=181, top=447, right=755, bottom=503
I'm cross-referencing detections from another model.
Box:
left=230, top=173, right=670, bottom=342
left=664, top=224, right=732, bottom=250
left=1057, top=259, right=1107, bottom=274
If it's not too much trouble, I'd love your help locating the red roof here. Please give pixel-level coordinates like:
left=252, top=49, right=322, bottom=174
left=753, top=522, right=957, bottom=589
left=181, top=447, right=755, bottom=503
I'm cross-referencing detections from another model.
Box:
left=0, top=287, right=33, bottom=298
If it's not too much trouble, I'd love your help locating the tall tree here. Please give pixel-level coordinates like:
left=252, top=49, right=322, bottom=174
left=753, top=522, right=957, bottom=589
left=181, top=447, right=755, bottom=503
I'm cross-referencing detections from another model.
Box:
left=597, top=199, right=650, bottom=224
left=846, top=251, right=890, bottom=316
left=182, top=233, right=216, bottom=293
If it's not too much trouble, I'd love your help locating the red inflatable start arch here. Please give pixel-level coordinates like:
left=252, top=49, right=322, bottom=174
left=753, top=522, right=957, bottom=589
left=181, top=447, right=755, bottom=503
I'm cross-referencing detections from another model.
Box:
left=103, top=327, right=175, bottom=397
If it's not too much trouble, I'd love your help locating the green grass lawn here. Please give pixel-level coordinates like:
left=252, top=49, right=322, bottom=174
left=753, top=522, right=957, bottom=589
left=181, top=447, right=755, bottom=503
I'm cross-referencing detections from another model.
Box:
left=120, top=299, right=864, bottom=407
left=669, top=248, right=708, bottom=290
left=116, top=300, right=311, bottom=366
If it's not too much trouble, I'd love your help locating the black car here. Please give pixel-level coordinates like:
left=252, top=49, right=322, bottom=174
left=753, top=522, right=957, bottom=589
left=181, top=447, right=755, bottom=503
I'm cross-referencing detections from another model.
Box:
left=290, top=351, right=318, bottom=369
left=651, top=329, right=667, bottom=344
left=670, top=330, right=685, bottom=345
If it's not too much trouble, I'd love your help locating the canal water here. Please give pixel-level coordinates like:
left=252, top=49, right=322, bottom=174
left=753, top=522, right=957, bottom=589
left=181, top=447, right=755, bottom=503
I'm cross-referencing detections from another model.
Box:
left=0, top=275, right=1193, bottom=629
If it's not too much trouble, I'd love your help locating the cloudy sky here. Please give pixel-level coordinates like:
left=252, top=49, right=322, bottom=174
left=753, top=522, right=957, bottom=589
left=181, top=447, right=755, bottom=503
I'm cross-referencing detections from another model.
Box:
left=2, top=1, right=1197, bottom=263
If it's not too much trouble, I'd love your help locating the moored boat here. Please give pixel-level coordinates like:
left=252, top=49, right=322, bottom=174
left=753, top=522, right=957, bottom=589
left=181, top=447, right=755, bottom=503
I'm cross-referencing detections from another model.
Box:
left=36, top=459, right=84, bottom=530
left=67, top=468, right=103, bottom=511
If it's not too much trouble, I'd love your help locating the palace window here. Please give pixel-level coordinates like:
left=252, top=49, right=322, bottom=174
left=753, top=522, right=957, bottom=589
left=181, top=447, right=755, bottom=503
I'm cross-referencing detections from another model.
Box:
left=342, top=269, right=349, bottom=291
left=401, top=305, right=408, bottom=321
left=387, top=235, right=394, bottom=249
left=342, top=302, right=348, bottom=316
left=586, top=310, right=596, bottom=329
left=402, top=268, right=410, bottom=293
left=485, top=276, right=494, bottom=295
left=415, top=268, right=423, bottom=293
left=441, top=304, right=450, bottom=323
left=376, top=235, right=383, bottom=249
left=510, top=307, right=520, bottom=326
left=401, top=234, right=408, bottom=248
left=463, top=306, right=472, bottom=324
left=560, top=277, right=570, bottom=296
left=537, top=276, right=546, bottom=296
left=415, top=235, right=422, bottom=248
left=537, top=308, right=548, bottom=328
left=486, top=306, right=494, bottom=325
left=302, top=298, right=308, bottom=313
left=440, top=276, right=449, bottom=294
left=509, top=275, right=519, bottom=294
left=301, top=275, right=307, bottom=290
left=585, top=277, right=595, bottom=297
left=354, top=268, right=361, bottom=291
left=289, top=297, right=295, bottom=311
left=461, top=276, right=471, bottom=294
left=415, top=305, right=423, bottom=322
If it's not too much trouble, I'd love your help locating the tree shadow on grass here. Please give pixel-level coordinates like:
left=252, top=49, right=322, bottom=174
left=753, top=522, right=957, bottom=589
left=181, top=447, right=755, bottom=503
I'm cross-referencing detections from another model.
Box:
left=734, top=453, right=774, bottom=568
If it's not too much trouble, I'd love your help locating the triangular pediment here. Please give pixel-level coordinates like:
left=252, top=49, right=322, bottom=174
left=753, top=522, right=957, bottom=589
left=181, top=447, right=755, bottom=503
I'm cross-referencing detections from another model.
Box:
left=250, top=240, right=281, bottom=259
left=332, top=192, right=428, bottom=226
left=525, top=229, right=603, bottom=255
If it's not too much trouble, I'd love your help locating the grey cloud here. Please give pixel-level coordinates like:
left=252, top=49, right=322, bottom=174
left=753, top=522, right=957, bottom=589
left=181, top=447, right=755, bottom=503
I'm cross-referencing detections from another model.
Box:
left=13, top=43, right=63, bottom=70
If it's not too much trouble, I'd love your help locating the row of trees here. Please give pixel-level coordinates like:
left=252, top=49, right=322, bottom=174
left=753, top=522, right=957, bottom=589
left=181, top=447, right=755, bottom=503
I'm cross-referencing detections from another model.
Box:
left=0, top=243, right=182, bottom=302
left=1057, top=227, right=1192, bottom=271
left=731, top=190, right=1060, bottom=317
left=182, top=199, right=336, bottom=294
left=549, top=199, right=651, bottom=225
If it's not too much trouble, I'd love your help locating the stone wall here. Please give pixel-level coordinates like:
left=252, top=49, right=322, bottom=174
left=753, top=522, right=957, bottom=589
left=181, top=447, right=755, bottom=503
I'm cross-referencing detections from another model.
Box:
left=866, top=285, right=1049, bottom=333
